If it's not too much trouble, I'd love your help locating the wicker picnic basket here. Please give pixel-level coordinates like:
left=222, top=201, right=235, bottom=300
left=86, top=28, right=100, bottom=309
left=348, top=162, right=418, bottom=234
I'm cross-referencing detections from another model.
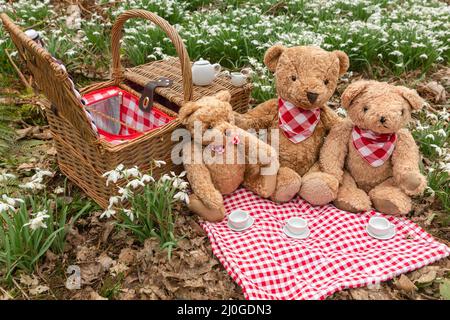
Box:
left=0, top=10, right=252, bottom=208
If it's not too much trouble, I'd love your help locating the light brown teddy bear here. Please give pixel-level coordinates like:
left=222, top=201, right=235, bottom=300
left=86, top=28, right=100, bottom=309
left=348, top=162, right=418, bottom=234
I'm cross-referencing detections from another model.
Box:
left=180, top=90, right=293, bottom=222
left=320, top=80, right=427, bottom=215
left=235, top=45, right=350, bottom=205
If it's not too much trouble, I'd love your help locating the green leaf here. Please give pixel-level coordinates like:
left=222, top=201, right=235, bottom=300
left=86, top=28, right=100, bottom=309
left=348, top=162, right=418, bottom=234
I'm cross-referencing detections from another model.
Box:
left=440, top=279, right=450, bottom=300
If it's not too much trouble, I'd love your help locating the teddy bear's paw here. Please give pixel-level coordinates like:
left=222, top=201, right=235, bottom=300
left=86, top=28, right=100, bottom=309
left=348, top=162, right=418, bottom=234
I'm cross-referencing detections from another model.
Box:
left=334, top=189, right=371, bottom=213
left=371, top=197, right=411, bottom=216
left=299, top=173, right=338, bottom=206
left=270, top=167, right=301, bottom=202
left=188, top=194, right=225, bottom=222
left=399, top=172, right=427, bottom=196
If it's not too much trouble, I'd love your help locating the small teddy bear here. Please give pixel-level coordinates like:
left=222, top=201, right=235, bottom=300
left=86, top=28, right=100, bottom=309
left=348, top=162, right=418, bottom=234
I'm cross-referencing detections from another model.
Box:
left=179, top=90, right=296, bottom=222
left=319, top=80, right=427, bottom=215
left=234, top=45, right=350, bottom=206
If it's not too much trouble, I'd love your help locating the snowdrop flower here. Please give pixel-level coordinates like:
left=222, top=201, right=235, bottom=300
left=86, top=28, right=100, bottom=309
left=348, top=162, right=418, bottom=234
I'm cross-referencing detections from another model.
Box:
left=2, top=194, right=24, bottom=207
left=0, top=202, right=15, bottom=213
left=19, top=181, right=45, bottom=190
left=160, top=174, right=172, bottom=183
left=108, top=196, right=121, bottom=209
left=0, top=172, right=16, bottom=182
left=123, top=166, right=140, bottom=178
left=141, top=174, right=155, bottom=183
left=34, top=168, right=53, bottom=180
left=154, top=160, right=166, bottom=168
left=100, top=208, right=116, bottom=219
left=118, top=187, right=133, bottom=200
left=127, top=178, right=145, bottom=189
left=53, top=186, right=65, bottom=194
left=122, top=209, right=134, bottom=221
left=174, top=191, right=190, bottom=204
left=103, top=165, right=125, bottom=186
left=24, top=210, right=50, bottom=230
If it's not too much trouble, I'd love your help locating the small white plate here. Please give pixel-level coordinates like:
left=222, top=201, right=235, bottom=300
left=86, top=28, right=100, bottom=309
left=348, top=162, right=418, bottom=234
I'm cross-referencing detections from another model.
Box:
left=283, top=225, right=310, bottom=239
left=366, top=226, right=396, bottom=240
left=227, top=216, right=254, bottom=232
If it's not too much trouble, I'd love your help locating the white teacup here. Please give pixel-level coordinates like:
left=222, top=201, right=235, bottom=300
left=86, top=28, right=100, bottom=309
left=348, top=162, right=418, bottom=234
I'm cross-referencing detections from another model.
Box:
left=228, top=209, right=250, bottom=229
left=286, top=217, right=308, bottom=235
left=368, top=217, right=395, bottom=237
left=230, top=72, right=247, bottom=87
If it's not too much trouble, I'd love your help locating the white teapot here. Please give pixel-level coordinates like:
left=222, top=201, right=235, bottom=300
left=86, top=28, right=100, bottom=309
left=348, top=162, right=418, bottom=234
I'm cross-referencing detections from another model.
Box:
left=191, top=59, right=221, bottom=86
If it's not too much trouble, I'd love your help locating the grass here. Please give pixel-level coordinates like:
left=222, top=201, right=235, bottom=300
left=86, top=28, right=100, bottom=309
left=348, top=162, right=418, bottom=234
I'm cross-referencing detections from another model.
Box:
left=0, top=0, right=448, bottom=298
left=0, top=194, right=93, bottom=281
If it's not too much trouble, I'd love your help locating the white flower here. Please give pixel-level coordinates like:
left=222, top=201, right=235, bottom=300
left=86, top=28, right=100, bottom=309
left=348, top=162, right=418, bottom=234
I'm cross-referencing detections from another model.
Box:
left=174, top=191, right=190, bottom=204
left=127, top=179, right=145, bottom=189
left=118, top=187, right=133, bottom=200
left=160, top=174, right=172, bottom=183
left=141, top=174, right=155, bottom=183
left=0, top=172, right=16, bottom=182
left=0, top=202, right=15, bottom=213
left=53, top=186, right=65, bottom=194
left=33, top=168, right=53, bottom=181
left=100, top=208, right=116, bottom=219
left=108, top=196, right=121, bottom=208
left=122, top=209, right=134, bottom=221
left=2, top=194, right=24, bottom=207
left=123, top=166, right=140, bottom=178
left=154, top=160, right=166, bottom=168
left=19, top=181, right=45, bottom=190
left=24, top=210, right=50, bottom=230
left=102, top=166, right=124, bottom=186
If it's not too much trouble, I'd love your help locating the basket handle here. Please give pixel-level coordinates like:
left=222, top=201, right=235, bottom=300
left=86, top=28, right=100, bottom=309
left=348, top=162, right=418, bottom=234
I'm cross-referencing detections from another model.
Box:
left=111, top=9, right=193, bottom=102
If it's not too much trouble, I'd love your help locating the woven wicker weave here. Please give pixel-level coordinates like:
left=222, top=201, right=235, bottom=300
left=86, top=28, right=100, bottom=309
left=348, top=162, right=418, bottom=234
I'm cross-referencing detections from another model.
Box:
left=0, top=9, right=252, bottom=208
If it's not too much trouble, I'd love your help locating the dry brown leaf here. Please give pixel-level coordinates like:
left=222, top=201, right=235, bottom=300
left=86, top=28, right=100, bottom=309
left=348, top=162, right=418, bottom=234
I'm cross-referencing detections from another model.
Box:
left=118, top=248, right=136, bottom=266
left=97, top=253, right=115, bottom=272
left=80, top=263, right=103, bottom=284
left=46, top=147, right=57, bottom=156
left=19, top=274, right=39, bottom=287
left=89, top=291, right=108, bottom=300
left=110, top=262, right=129, bottom=277
left=76, top=245, right=97, bottom=262
left=417, top=81, right=447, bottom=103
left=415, top=270, right=437, bottom=284
left=29, top=285, right=49, bottom=296
left=394, top=275, right=417, bottom=292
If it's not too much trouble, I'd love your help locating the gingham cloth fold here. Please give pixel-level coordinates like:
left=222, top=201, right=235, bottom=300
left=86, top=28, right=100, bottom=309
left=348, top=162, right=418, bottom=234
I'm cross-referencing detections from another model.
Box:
left=202, top=188, right=450, bottom=300
left=278, top=98, right=321, bottom=144
left=352, top=126, right=397, bottom=167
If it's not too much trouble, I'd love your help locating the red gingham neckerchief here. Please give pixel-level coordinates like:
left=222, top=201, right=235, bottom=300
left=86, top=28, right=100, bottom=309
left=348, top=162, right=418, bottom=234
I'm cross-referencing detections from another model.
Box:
left=352, top=126, right=397, bottom=167
left=278, top=98, right=321, bottom=144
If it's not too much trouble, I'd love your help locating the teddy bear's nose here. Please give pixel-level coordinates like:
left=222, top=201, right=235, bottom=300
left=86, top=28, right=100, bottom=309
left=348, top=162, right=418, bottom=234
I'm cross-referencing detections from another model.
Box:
left=380, top=116, right=386, bottom=124
left=307, top=92, right=319, bottom=103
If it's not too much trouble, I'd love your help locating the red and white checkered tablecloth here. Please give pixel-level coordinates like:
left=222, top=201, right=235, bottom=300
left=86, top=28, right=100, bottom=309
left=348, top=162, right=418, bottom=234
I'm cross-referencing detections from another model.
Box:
left=201, top=188, right=450, bottom=300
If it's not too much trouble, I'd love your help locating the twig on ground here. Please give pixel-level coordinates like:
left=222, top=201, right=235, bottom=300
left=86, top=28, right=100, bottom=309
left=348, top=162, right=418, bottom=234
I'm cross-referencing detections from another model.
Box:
left=0, top=286, right=14, bottom=299
left=11, top=278, right=30, bottom=300
left=5, top=49, right=32, bottom=91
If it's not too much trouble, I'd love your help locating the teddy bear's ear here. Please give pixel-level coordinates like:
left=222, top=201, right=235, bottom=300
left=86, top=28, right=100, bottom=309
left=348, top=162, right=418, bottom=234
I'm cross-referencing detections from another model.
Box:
left=264, top=44, right=286, bottom=72
left=332, top=50, right=350, bottom=76
left=341, top=80, right=369, bottom=109
left=179, top=102, right=201, bottom=125
left=397, top=86, right=425, bottom=111
left=214, top=90, right=231, bottom=102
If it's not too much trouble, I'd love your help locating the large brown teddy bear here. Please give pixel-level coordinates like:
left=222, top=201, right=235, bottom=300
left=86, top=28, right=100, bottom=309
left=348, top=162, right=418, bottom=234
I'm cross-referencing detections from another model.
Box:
left=179, top=90, right=290, bottom=222
left=320, top=80, right=427, bottom=215
left=235, top=45, right=350, bottom=205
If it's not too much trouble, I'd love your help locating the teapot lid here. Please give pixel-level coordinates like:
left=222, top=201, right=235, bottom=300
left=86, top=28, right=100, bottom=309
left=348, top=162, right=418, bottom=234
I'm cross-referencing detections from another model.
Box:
left=193, top=58, right=210, bottom=66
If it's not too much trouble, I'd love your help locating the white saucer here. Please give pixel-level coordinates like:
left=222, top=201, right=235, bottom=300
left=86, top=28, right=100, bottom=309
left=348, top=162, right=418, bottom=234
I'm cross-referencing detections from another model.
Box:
left=227, top=216, right=254, bottom=232
left=366, top=226, right=396, bottom=240
left=283, top=225, right=311, bottom=239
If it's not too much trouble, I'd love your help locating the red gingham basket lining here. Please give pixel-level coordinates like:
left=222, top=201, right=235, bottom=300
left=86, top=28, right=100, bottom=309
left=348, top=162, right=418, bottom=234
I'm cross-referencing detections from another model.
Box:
left=202, top=188, right=450, bottom=300
left=82, top=86, right=175, bottom=144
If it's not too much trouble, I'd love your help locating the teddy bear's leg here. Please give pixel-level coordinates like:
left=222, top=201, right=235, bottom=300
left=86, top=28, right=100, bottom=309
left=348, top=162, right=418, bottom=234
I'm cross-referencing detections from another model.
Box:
left=270, top=167, right=302, bottom=202
left=333, top=171, right=372, bottom=212
left=369, top=178, right=412, bottom=215
left=242, top=166, right=278, bottom=199
left=298, top=162, right=339, bottom=206
left=188, top=194, right=225, bottom=222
